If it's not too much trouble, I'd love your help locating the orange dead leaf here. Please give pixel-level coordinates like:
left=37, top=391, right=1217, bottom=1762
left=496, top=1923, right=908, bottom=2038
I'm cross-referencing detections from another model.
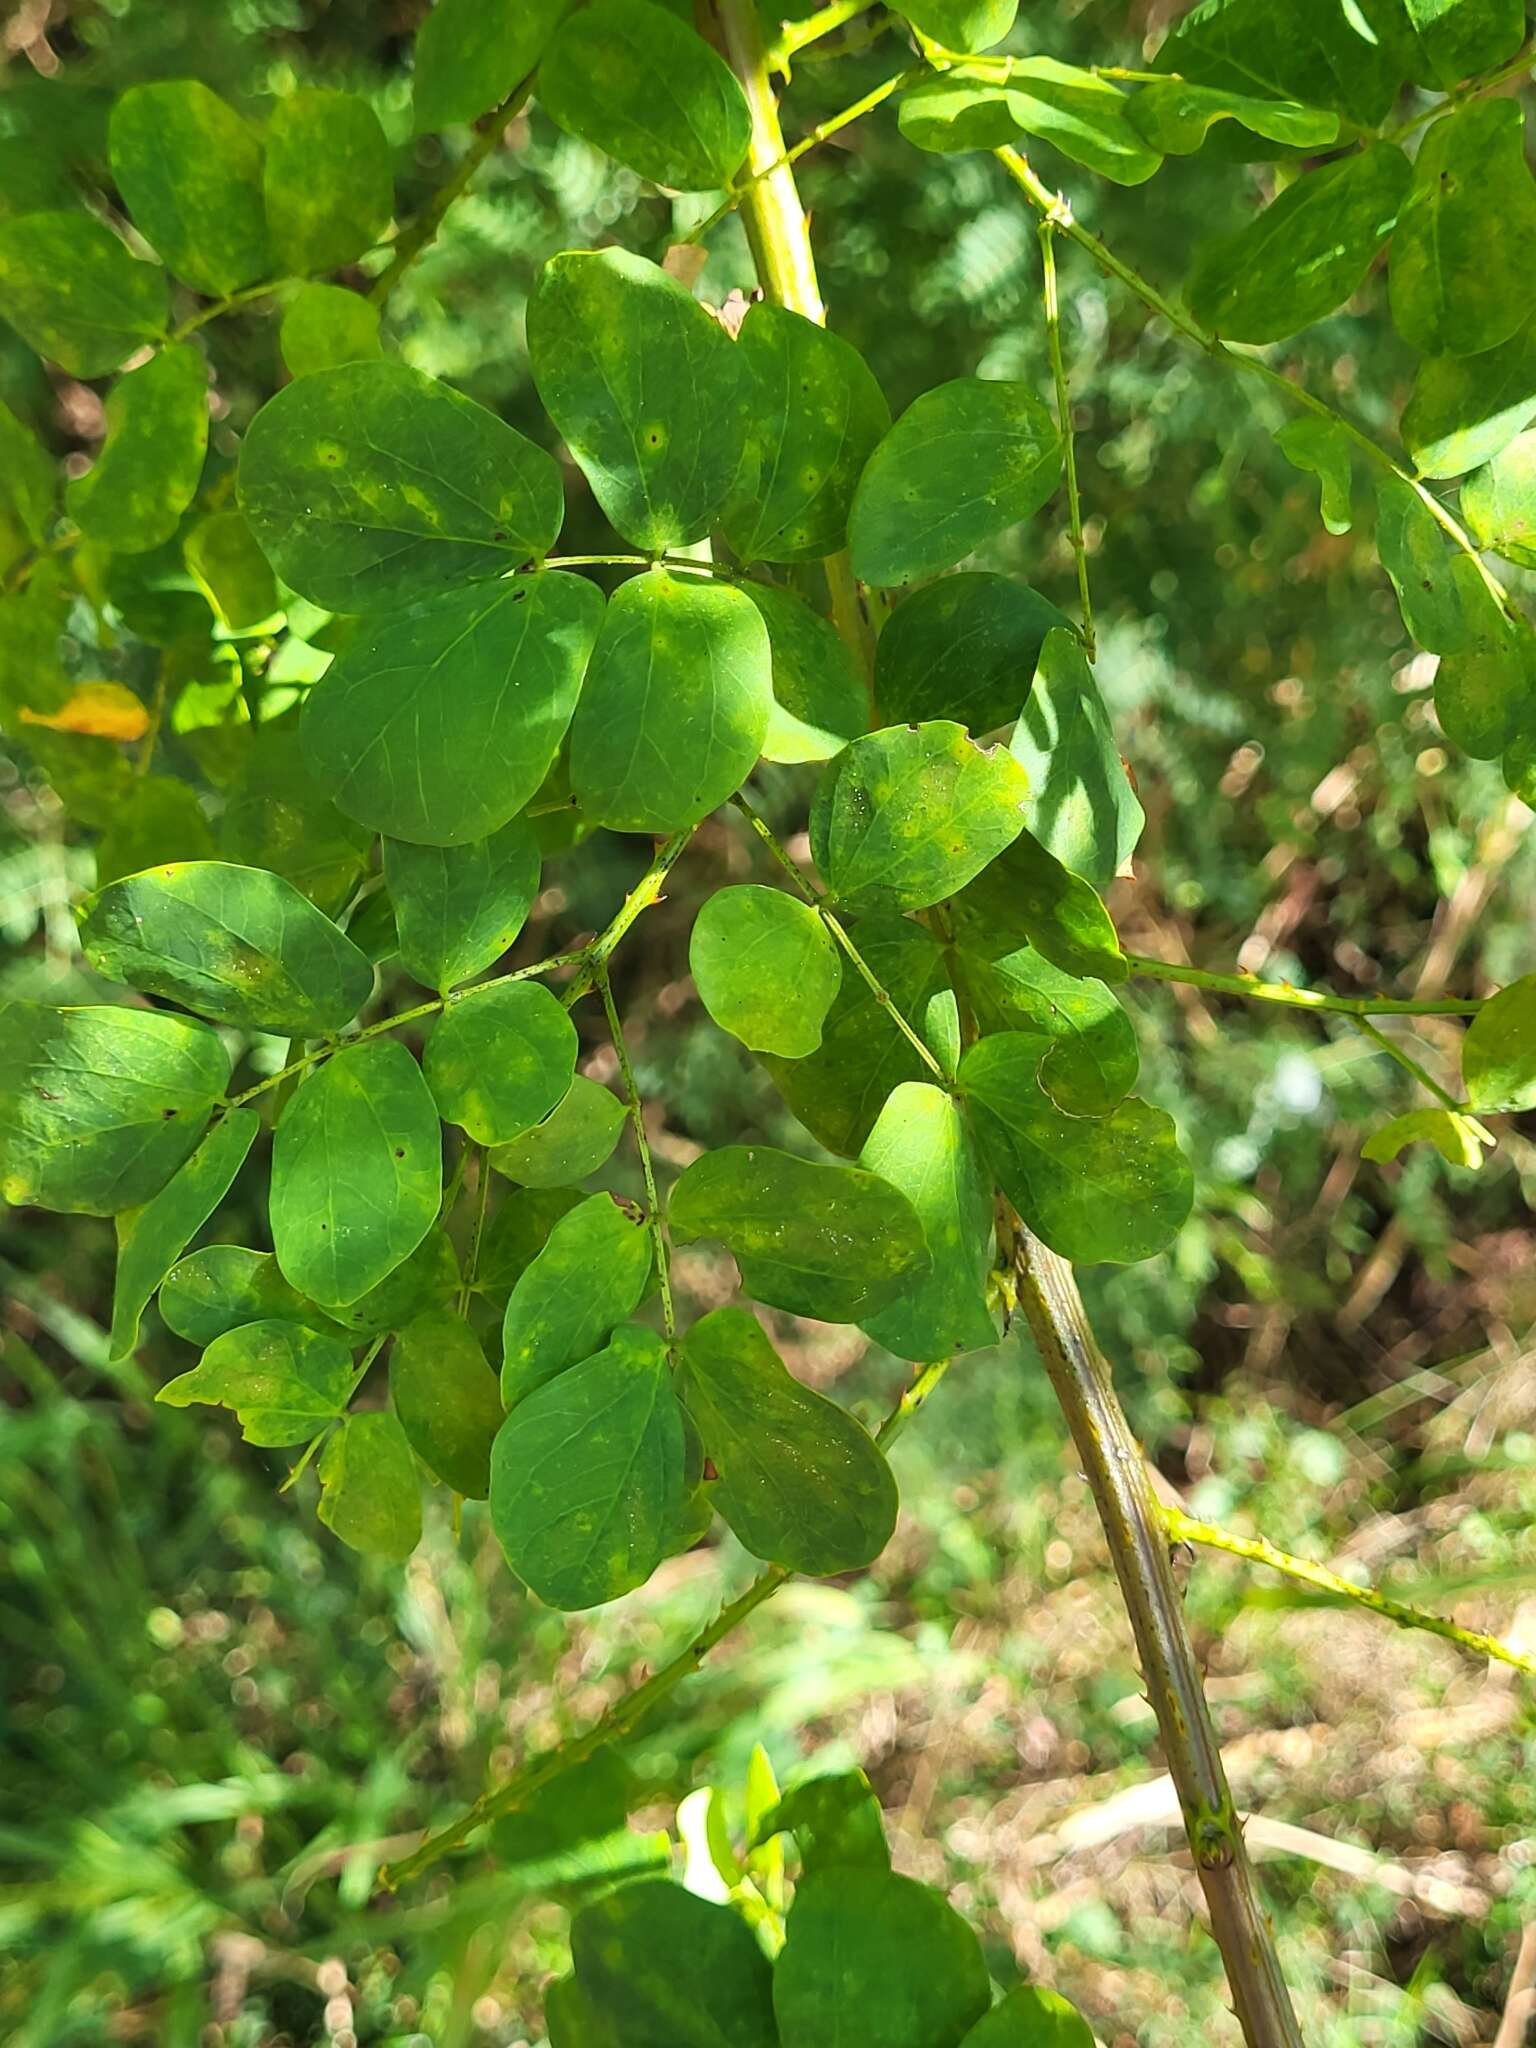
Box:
left=19, top=682, right=151, bottom=742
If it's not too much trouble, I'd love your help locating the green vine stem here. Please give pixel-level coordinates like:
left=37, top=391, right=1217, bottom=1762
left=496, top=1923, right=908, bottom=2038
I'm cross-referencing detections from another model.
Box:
left=598, top=965, right=676, bottom=1340
left=1008, top=1224, right=1304, bottom=2048
left=713, top=0, right=876, bottom=683
left=768, top=0, right=873, bottom=72
left=1163, top=1504, right=1536, bottom=1680
left=1351, top=1014, right=1464, bottom=1111
left=1037, top=215, right=1096, bottom=658
left=379, top=1350, right=954, bottom=1891
left=1126, top=952, right=1483, bottom=1018
left=368, top=77, right=534, bottom=307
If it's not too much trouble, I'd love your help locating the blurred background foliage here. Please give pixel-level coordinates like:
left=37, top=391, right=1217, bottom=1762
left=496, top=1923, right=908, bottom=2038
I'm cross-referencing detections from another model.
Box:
left=4, top=1, right=1536, bottom=2043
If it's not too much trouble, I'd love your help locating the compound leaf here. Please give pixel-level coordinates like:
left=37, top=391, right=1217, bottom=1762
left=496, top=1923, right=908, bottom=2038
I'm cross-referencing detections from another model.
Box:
left=158, top=1318, right=354, bottom=1446
left=668, top=1145, right=929, bottom=1322
left=850, top=377, right=1061, bottom=586
left=1009, top=627, right=1143, bottom=888
left=490, top=1077, right=627, bottom=1188
left=384, top=817, right=541, bottom=992
left=0, top=1003, right=228, bottom=1216
left=570, top=571, right=770, bottom=833
left=811, top=721, right=1028, bottom=913
left=80, top=859, right=374, bottom=1036
left=240, top=360, right=563, bottom=612
left=271, top=1038, right=442, bottom=1308
left=677, top=1307, right=898, bottom=1573
left=500, top=1192, right=653, bottom=1404
left=490, top=1322, right=683, bottom=1609
left=858, top=1083, right=995, bottom=1362
left=67, top=344, right=208, bottom=555
left=875, top=571, right=1068, bottom=735
left=109, top=80, right=269, bottom=295
left=424, top=980, right=577, bottom=1145
left=303, top=572, right=601, bottom=844
left=317, top=1410, right=422, bottom=1560
left=264, top=88, right=393, bottom=277
left=690, top=885, right=842, bottom=1058
left=0, top=212, right=168, bottom=377
left=109, top=1109, right=259, bottom=1362
left=391, top=1307, right=504, bottom=1498
left=1390, top=101, right=1536, bottom=358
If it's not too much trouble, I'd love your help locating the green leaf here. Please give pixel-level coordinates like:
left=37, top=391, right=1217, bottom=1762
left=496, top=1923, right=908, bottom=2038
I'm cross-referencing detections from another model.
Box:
left=159, top=1245, right=341, bottom=1347
left=1362, top=1105, right=1491, bottom=1168
left=219, top=722, right=372, bottom=915
left=489, top=1078, right=627, bottom=1188
left=1374, top=474, right=1471, bottom=651
left=850, top=378, right=1061, bottom=587
left=424, top=980, right=577, bottom=1145
left=858, top=1082, right=995, bottom=1362
left=567, top=1881, right=777, bottom=2048
left=1462, top=974, right=1536, bottom=1112
left=959, top=1987, right=1096, bottom=2048
left=811, top=721, right=1028, bottom=913
left=0, top=400, right=56, bottom=572
left=0, top=212, right=168, bottom=377
left=384, top=817, right=540, bottom=992
left=1403, top=313, right=1536, bottom=480
left=322, top=1228, right=460, bottom=1337
left=240, top=360, right=563, bottom=612
left=875, top=571, right=1069, bottom=735
left=529, top=248, right=749, bottom=552
left=303, top=572, right=601, bottom=844
left=677, top=1307, right=898, bottom=1572
left=1398, top=0, right=1525, bottom=89
left=413, top=0, right=568, bottom=132
left=669, top=1145, right=929, bottom=1321
left=774, top=1868, right=991, bottom=2048
left=959, top=941, right=1138, bottom=1114
left=1185, top=144, right=1410, bottom=344
left=1127, top=80, right=1340, bottom=154
left=742, top=581, right=869, bottom=765
left=546, top=1979, right=622, bottom=2048
left=1156, top=0, right=1408, bottom=127
left=0, top=1003, right=228, bottom=1216
left=690, top=885, right=842, bottom=1057
left=109, top=81, right=269, bottom=296
left=279, top=281, right=382, bottom=378
left=185, top=510, right=281, bottom=631
left=391, top=1307, right=503, bottom=1498
left=490, top=1321, right=683, bottom=1608
left=66, top=344, right=208, bottom=555
left=724, top=304, right=890, bottom=563
left=109, top=1110, right=259, bottom=1361
left=540, top=0, right=752, bottom=191
left=1463, top=428, right=1536, bottom=567
left=271, top=1039, right=442, bottom=1308
left=264, top=88, right=392, bottom=277
left=158, top=1318, right=354, bottom=1445
left=500, top=1192, right=653, bottom=1404
left=1434, top=560, right=1534, bottom=758
left=900, top=60, right=1163, bottom=186
left=317, top=1411, right=422, bottom=1560
left=1390, top=101, right=1536, bottom=359
left=762, top=915, right=954, bottom=1155
left=752, top=1770, right=891, bottom=1873
left=895, top=1, right=1018, bottom=54
left=1276, top=417, right=1353, bottom=535
left=94, top=779, right=218, bottom=887
left=962, top=1032, right=1193, bottom=1263
left=80, top=859, right=374, bottom=1036
left=570, top=571, right=770, bottom=832
left=1009, top=627, right=1143, bottom=889
left=477, top=1185, right=586, bottom=1294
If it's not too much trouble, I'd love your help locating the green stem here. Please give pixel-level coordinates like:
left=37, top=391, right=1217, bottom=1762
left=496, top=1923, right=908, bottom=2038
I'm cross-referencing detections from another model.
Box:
left=369, top=77, right=533, bottom=307
left=768, top=0, right=872, bottom=71
left=1037, top=216, right=1095, bottom=658
left=1384, top=37, right=1536, bottom=141
left=166, top=277, right=286, bottom=344
left=567, top=829, right=696, bottom=1004
left=1352, top=1014, right=1462, bottom=1112
left=598, top=966, right=676, bottom=1340
left=541, top=553, right=728, bottom=576
left=990, top=143, right=1518, bottom=626
left=1009, top=1227, right=1303, bottom=2048
left=379, top=1350, right=952, bottom=1890
left=1126, top=951, right=1483, bottom=1017
left=713, top=0, right=879, bottom=687
left=280, top=1334, right=387, bottom=1493
left=1163, top=1504, right=1536, bottom=1680
left=458, top=1147, right=491, bottom=1315
left=730, top=793, right=950, bottom=1084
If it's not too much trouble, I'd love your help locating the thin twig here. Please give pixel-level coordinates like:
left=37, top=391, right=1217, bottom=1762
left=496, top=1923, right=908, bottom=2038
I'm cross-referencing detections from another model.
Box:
left=457, top=1147, right=491, bottom=1315
left=368, top=76, right=534, bottom=307
left=1352, top=1015, right=1463, bottom=1113
left=1037, top=214, right=1095, bottom=657
left=597, top=965, right=675, bottom=1339
left=1125, top=952, right=1482, bottom=1018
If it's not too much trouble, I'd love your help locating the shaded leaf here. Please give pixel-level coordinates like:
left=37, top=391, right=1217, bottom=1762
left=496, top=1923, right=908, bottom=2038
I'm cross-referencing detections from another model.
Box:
left=264, top=88, right=393, bottom=277
left=489, top=1078, right=627, bottom=1188
left=0, top=212, right=167, bottom=377
left=959, top=940, right=1138, bottom=1114
left=500, top=1192, right=652, bottom=1404
left=490, top=1322, right=683, bottom=1609
left=1156, top=0, right=1408, bottom=127
left=690, top=884, right=842, bottom=1057
left=477, top=1185, right=586, bottom=1294
left=323, top=1228, right=460, bottom=1338
left=1399, top=0, right=1525, bottom=89
left=0, top=399, right=57, bottom=570
left=109, top=80, right=269, bottom=295
left=279, top=281, right=382, bottom=378
left=1390, top=100, right=1536, bottom=358
left=391, top=1308, right=504, bottom=1498
left=1127, top=79, right=1339, bottom=154
left=1434, top=559, right=1535, bottom=758
left=219, top=721, right=371, bottom=914
left=271, top=1039, right=442, bottom=1308
left=67, top=344, right=208, bottom=554
left=1276, top=416, right=1353, bottom=535
left=752, top=1770, right=891, bottom=1873
left=413, top=0, right=568, bottom=133
left=568, top=1880, right=777, bottom=2048
left=677, top=1307, right=898, bottom=1572
left=742, top=580, right=869, bottom=765
left=317, top=1410, right=422, bottom=1560
left=384, top=816, right=540, bottom=992
left=424, top=980, right=577, bottom=1145
left=185, top=510, right=281, bottom=630
left=1009, top=627, right=1143, bottom=888
left=875, top=571, right=1068, bottom=735
left=859, top=1082, right=995, bottom=1362
left=1375, top=474, right=1471, bottom=651
left=109, top=1110, right=259, bottom=1361
left=159, top=1245, right=342, bottom=1347
left=158, top=1318, right=354, bottom=1445
left=1403, top=313, right=1536, bottom=480
left=959, top=1987, right=1096, bottom=2048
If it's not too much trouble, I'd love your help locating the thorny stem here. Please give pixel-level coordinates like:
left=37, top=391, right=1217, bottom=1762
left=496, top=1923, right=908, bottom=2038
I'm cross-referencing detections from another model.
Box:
left=713, top=0, right=879, bottom=686
left=1164, top=1505, right=1536, bottom=1680
left=598, top=966, right=676, bottom=1340
left=729, top=793, right=950, bottom=1083
left=1037, top=215, right=1096, bottom=658
left=379, top=1350, right=953, bottom=1890
left=368, top=78, right=534, bottom=306
left=768, top=0, right=873, bottom=72
left=1126, top=952, right=1483, bottom=1017
left=1008, top=1224, right=1304, bottom=2048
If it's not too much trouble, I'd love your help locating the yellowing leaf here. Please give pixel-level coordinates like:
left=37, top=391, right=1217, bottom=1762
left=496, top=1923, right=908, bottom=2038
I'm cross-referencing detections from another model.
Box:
left=20, top=682, right=150, bottom=741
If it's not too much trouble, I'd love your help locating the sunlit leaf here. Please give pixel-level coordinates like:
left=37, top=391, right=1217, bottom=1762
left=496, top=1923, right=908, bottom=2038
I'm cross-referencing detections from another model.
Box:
left=412, top=0, right=568, bottom=132
left=109, top=80, right=269, bottom=295
left=1390, top=101, right=1536, bottom=358
left=109, top=1110, right=259, bottom=1361
left=279, top=281, right=382, bottom=378
left=500, top=1192, right=652, bottom=1404
left=158, top=1318, right=354, bottom=1445
left=690, top=884, right=842, bottom=1057
left=1462, top=974, right=1536, bottom=1112
left=424, top=980, right=577, bottom=1145
left=264, top=88, right=393, bottom=277
left=859, top=1082, right=995, bottom=1362
left=742, top=581, right=869, bottom=765
left=1127, top=80, right=1339, bottom=154
left=1462, top=428, right=1536, bottom=568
